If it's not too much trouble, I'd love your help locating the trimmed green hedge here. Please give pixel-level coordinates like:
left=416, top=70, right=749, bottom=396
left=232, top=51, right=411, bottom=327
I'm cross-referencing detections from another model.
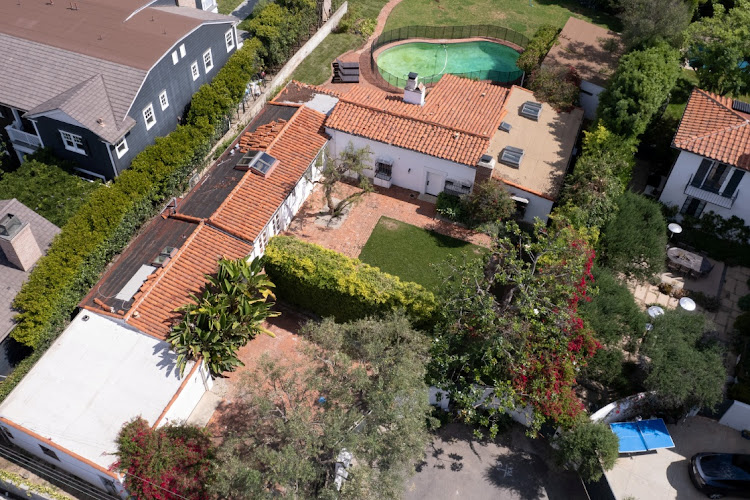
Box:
left=264, top=236, right=437, bottom=325
left=516, top=24, right=559, bottom=75
left=10, top=40, right=262, bottom=355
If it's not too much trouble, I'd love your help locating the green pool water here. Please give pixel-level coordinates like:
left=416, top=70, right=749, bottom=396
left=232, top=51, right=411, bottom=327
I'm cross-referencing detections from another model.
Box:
left=376, top=41, right=522, bottom=87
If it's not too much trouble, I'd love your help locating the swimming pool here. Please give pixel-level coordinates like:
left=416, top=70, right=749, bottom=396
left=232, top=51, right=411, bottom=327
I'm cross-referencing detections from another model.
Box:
left=376, top=40, right=522, bottom=88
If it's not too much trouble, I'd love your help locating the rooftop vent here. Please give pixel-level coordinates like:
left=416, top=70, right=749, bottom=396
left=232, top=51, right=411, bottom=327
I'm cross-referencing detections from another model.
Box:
left=520, top=101, right=542, bottom=121
left=499, top=121, right=512, bottom=132
left=0, top=213, right=41, bottom=271
left=478, top=154, right=496, bottom=171
left=236, top=150, right=279, bottom=177
left=0, top=214, right=23, bottom=239
left=732, top=99, right=750, bottom=114
left=404, top=72, right=425, bottom=106
left=500, top=146, right=525, bottom=168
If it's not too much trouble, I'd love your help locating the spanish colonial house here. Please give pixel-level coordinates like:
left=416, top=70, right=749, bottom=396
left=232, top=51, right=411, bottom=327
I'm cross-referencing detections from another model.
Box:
left=542, top=17, right=623, bottom=119
left=659, top=89, right=749, bottom=224
left=0, top=0, right=239, bottom=180
left=0, top=95, right=330, bottom=497
left=322, top=74, right=583, bottom=223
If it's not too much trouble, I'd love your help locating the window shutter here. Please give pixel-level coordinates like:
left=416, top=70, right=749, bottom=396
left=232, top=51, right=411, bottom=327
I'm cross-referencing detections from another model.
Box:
left=691, top=159, right=712, bottom=187
left=722, top=169, right=745, bottom=198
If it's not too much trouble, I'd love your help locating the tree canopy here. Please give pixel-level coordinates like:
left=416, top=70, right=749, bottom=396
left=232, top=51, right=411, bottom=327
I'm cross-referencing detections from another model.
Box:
left=686, top=0, right=750, bottom=96
left=599, top=191, right=667, bottom=281
left=598, top=44, right=680, bottom=138
left=315, top=144, right=373, bottom=217
left=555, top=420, right=619, bottom=483
left=211, top=314, right=433, bottom=499
left=641, top=310, right=725, bottom=410
left=619, top=0, right=692, bottom=49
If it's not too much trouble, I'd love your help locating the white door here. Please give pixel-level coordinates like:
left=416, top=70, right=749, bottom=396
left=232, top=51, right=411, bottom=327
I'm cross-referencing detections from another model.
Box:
left=425, top=171, right=443, bottom=196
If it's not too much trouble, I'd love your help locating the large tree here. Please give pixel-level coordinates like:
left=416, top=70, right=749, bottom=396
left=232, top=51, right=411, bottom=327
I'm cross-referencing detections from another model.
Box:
left=430, top=220, right=600, bottom=434
left=314, top=144, right=374, bottom=217
left=641, top=310, right=725, bottom=410
left=619, top=0, right=693, bottom=49
left=211, top=314, right=433, bottom=499
left=599, top=191, right=667, bottom=280
left=687, top=0, right=750, bottom=95
left=598, top=44, right=680, bottom=138
left=555, top=420, right=619, bottom=483
left=168, top=256, right=279, bottom=376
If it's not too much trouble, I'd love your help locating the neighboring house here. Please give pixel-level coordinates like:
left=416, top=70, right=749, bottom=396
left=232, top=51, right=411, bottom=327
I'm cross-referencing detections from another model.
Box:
left=0, top=0, right=239, bottom=180
left=0, top=200, right=60, bottom=342
left=324, top=74, right=583, bottom=223
left=660, top=88, right=749, bottom=224
left=0, top=310, right=212, bottom=499
left=542, top=17, right=622, bottom=119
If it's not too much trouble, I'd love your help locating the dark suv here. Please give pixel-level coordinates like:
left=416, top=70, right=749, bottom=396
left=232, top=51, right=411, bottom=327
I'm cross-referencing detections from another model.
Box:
left=689, top=453, right=750, bottom=498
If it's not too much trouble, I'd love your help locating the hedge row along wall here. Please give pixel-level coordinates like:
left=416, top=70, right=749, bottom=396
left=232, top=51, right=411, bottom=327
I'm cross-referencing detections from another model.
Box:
left=264, top=236, right=437, bottom=326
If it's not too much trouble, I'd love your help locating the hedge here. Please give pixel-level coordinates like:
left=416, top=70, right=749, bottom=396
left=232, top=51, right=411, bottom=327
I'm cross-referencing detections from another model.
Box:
left=516, top=24, right=559, bottom=75
left=264, top=236, right=437, bottom=326
left=10, top=39, right=262, bottom=355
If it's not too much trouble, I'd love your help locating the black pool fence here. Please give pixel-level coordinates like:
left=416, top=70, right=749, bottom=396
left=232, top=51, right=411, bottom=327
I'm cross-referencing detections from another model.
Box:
left=370, top=25, right=529, bottom=89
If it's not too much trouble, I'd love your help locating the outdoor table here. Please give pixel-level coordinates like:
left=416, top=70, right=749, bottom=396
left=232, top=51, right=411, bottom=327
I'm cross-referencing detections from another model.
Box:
left=666, top=247, right=712, bottom=275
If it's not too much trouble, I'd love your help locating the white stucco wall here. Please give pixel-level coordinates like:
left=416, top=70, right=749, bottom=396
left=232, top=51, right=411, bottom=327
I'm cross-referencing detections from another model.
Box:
left=159, top=362, right=212, bottom=426
left=579, top=80, right=604, bottom=120
left=326, top=130, right=477, bottom=196
left=660, top=151, right=750, bottom=224
left=0, top=423, right=128, bottom=498
left=505, top=186, right=554, bottom=224
left=719, top=400, right=750, bottom=431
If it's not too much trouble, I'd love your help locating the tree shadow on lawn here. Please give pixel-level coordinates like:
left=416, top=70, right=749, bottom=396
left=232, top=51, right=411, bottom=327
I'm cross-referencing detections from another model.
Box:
left=483, top=450, right=549, bottom=500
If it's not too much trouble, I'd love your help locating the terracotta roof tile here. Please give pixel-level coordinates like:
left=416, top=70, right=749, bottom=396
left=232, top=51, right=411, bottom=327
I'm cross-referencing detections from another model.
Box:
left=673, top=88, right=750, bottom=170
left=209, top=105, right=329, bottom=243
left=325, top=74, right=508, bottom=166
left=125, top=224, right=251, bottom=340
left=238, top=119, right=288, bottom=152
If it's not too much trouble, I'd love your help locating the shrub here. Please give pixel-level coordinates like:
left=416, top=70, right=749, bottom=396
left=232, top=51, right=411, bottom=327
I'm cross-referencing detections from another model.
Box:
left=735, top=312, right=750, bottom=338
left=516, top=24, right=560, bottom=74
left=464, top=178, right=516, bottom=226
left=742, top=295, right=750, bottom=312
left=555, top=421, right=619, bottom=483
left=0, top=153, right=100, bottom=226
left=528, top=65, right=580, bottom=112
left=263, top=236, right=437, bottom=325
left=728, top=381, right=750, bottom=405
left=436, top=192, right=465, bottom=222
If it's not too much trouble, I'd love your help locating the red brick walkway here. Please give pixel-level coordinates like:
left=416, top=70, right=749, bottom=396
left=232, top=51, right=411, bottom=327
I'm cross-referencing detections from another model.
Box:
left=285, top=182, right=491, bottom=258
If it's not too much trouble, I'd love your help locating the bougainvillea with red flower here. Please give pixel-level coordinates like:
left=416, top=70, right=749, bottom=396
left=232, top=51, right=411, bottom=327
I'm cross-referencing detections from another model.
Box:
left=112, top=417, right=215, bottom=500
left=430, top=219, right=600, bottom=435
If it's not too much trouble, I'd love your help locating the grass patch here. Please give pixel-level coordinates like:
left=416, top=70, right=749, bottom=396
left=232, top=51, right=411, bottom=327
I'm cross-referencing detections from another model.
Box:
left=358, top=216, right=486, bottom=291
left=384, top=0, right=620, bottom=37
left=217, top=0, right=245, bottom=15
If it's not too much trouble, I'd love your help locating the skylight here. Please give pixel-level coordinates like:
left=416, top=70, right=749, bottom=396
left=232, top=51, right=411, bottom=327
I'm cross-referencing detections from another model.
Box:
left=520, top=101, right=542, bottom=121
left=237, top=150, right=279, bottom=177
left=500, top=146, right=525, bottom=168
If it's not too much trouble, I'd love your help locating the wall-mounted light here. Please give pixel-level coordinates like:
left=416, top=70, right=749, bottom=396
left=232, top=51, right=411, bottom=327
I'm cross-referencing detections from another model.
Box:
left=408, top=168, right=411, bottom=173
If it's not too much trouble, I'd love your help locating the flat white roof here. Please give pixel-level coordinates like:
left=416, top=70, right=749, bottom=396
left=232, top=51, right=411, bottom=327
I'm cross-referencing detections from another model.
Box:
left=0, top=311, right=195, bottom=469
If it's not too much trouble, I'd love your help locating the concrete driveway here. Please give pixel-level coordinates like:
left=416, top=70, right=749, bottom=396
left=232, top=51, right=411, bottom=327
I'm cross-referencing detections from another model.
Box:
left=404, top=423, right=587, bottom=500
left=605, top=416, right=750, bottom=499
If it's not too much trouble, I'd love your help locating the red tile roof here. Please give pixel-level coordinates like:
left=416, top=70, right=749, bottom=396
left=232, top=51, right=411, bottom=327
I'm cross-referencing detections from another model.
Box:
left=325, top=74, right=509, bottom=166
left=125, top=223, right=251, bottom=340
left=209, top=105, right=329, bottom=242
left=238, top=119, right=288, bottom=152
left=674, top=88, right=750, bottom=171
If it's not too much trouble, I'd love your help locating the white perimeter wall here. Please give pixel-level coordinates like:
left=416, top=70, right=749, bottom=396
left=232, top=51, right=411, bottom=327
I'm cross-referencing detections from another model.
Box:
left=159, top=362, right=213, bottom=426
left=579, top=80, right=604, bottom=120
left=660, top=151, right=750, bottom=225
left=719, top=400, right=750, bottom=431
left=0, top=424, right=128, bottom=498
left=326, top=130, right=477, bottom=195
left=505, top=186, right=554, bottom=224
left=251, top=147, right=326, bottom=258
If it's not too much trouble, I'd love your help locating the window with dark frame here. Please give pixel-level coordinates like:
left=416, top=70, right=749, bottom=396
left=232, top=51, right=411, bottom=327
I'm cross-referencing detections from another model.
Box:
left=680, top=196, right=706, bottom=218
left=375, top=160, right=392, bottom=179
left=39, top=445, right=59, bottom=461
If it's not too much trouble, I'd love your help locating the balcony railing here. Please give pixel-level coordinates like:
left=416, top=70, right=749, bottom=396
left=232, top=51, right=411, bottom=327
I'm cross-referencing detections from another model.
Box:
left=684, top=174, right=739, bottom=209
left=5, top=125, right=41, bottom=150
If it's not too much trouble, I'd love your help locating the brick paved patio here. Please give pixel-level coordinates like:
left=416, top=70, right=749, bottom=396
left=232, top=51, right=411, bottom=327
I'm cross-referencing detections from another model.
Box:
left=285, top=181, right=491, bottom=258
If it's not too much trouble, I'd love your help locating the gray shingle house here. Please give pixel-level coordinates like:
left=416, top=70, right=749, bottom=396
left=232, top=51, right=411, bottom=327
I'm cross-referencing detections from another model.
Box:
left=0, top=0, right=239, bottom=180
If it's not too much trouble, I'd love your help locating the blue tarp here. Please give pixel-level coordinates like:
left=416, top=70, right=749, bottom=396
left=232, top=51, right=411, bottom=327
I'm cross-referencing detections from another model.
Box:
left=610, top=419, right=675, bottom=453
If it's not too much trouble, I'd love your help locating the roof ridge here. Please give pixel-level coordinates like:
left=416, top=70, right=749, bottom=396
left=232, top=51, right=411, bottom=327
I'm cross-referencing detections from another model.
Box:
left=124, top=220, right=205, bottom=325
left=676, top=88, right=750, bottom=146
left=696, top=88, right=750, bottom=123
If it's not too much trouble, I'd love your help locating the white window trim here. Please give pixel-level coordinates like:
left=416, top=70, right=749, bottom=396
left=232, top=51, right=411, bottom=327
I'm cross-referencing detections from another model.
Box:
left=59, top=130, right=86, bottom=155
left=179, top=44, right=186, bottom=58
left=203, top=48, right=214, bottom=73
left=159, top=90, right=169, bottom=111
left=225, top=30, right=235, bottom=52
left=191, top=61, right=200, bottom=81
left=171, top=51, right=179, bottom=65
left=114, top=137, right=129, bottom=159
left=143, top=103, right=156, bottom=130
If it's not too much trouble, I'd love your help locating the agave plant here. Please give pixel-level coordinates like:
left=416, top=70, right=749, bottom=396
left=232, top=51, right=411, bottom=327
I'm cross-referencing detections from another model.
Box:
left=168, top=256, right=280, bottom=377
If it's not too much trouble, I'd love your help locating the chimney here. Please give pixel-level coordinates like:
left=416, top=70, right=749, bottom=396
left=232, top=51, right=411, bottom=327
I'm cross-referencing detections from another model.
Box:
left=404, top=72, right=425, bottom=106
left=0, top=213, right=42, bottom=271
left=475, top=154, right=496, bottom=185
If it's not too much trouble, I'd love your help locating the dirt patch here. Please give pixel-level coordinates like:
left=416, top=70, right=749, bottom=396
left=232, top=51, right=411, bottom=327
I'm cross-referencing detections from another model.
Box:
left=381, top=218, right=401, bottom=230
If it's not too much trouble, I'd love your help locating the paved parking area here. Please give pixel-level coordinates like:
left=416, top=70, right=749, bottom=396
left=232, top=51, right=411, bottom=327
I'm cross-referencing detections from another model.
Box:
left=605, top=416, right=750, bottom=499
left=404, top=423, right=586, bottom=500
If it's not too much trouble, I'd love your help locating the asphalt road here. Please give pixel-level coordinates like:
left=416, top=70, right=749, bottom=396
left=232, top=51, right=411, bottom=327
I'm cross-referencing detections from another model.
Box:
left=404, top=423, right=588, bottom=500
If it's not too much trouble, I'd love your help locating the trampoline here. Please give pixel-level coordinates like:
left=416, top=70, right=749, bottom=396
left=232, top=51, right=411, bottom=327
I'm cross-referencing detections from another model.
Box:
left=609, top=419, right=675, bottom=453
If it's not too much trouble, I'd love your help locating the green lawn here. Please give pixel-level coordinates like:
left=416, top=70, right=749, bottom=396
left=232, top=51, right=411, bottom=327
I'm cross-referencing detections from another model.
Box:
left=384, top=0, right=621, bottom=38
left=217, top=0, right=244, bottom=15
left=358, top=217, right=486, bottom=291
